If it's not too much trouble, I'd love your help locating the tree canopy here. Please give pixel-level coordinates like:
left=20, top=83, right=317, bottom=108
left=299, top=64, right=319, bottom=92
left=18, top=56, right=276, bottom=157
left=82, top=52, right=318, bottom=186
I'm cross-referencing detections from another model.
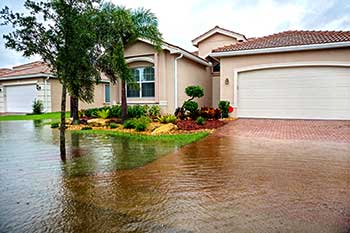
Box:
left=95, top=3, right=163, bottom=120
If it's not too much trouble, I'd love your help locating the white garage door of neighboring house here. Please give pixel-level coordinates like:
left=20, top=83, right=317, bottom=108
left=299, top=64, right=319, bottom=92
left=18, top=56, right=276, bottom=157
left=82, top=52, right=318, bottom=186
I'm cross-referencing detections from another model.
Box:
left=237, top=66, right=350, bottom=120
left=6, top=84, right=37, bottom=113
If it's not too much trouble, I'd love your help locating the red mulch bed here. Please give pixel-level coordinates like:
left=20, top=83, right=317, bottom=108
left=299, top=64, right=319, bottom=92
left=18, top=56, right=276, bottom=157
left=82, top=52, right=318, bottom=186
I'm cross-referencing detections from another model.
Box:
left=176, top=119, right=226, bottom=130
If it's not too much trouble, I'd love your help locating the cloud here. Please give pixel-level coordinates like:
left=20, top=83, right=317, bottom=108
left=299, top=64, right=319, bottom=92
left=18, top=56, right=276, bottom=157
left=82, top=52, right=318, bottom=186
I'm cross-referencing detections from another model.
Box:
left=0, top=0, right=349, bottom=67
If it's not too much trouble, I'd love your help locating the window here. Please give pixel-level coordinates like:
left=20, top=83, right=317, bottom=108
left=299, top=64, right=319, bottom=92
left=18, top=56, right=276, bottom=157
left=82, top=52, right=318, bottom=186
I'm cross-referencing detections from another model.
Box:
left=104, top=84, right=110, bottom=103
left=127, top=67, right=155, bottom=98
left=212, top=63, right=220, bottom=73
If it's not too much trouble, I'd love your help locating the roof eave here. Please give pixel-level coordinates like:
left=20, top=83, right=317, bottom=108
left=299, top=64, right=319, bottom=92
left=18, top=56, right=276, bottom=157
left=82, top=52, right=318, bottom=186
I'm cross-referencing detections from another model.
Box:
left=0, top=73, right=55, bottom=81
left=210, top=41, right=350, bottom=57
left=192, top=28, right=247, bottom=47
left=138, top=38, right=211, bottom=67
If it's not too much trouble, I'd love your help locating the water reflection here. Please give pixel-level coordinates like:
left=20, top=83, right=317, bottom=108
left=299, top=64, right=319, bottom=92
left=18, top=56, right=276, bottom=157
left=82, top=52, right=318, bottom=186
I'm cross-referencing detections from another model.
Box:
left=0, top=121, right=349, bottom=233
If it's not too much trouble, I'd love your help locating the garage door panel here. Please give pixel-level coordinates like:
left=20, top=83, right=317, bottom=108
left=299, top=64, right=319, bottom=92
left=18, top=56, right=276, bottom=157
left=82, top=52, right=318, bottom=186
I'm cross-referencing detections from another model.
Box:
left=237, top=67, right=350, bottom=120
left=6, top=84, right=37, bottom=113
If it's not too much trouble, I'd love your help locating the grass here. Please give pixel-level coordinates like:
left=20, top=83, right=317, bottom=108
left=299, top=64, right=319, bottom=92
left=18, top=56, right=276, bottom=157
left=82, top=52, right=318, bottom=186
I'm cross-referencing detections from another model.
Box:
left=0, top=112, right=69, bottom=121
left=72, top=129, right=209, bottom=146
left=65, top=129, right=210, bottom=175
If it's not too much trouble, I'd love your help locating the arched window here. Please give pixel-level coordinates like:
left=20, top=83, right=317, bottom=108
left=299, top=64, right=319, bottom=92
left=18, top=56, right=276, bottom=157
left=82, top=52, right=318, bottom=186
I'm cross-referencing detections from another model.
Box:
left=127, top=66, right=155, bottom=98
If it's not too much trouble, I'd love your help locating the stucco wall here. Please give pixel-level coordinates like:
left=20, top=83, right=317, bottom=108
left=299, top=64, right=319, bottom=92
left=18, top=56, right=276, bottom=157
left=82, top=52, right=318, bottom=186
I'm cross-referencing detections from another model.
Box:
left=178, top=57, right=212, bottom=109
left=212, top=75, right=220, bottom=108
left=50, top=79, right=118, bottom=112
left=124, top=41, right=156, bottom=57
left=219, top=48, right=350, bottom=114
left=197, top=33, right=237, bottom=58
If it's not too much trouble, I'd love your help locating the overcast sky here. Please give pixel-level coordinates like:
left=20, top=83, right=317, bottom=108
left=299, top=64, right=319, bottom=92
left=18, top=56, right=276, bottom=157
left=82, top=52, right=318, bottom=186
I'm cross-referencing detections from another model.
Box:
left=0, top=0, right=349, bottom=68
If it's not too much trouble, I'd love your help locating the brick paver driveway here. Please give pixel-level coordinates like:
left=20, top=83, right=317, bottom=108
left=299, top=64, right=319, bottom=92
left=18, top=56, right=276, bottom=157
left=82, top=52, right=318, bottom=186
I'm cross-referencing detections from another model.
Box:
left=217, top=119, right=350, bottom=143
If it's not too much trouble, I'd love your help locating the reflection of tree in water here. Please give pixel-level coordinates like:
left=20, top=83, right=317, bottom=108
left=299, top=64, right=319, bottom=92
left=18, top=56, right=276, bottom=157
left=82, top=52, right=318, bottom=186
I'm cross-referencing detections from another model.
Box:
left=33, top=119, right=43, bottom=127
left=111, top=136, right=159, bottom=170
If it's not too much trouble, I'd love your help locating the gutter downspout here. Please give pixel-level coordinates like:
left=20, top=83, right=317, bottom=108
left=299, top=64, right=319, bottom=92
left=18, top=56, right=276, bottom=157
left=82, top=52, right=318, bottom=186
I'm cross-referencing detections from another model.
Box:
left=44, top=76, right=50, bottom=112
left=174, top=53, right=183, bottom=111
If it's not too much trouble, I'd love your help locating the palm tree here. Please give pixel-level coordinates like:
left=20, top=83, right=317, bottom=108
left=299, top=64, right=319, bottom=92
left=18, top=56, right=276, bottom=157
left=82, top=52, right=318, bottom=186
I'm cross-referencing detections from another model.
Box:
left=96, top=3, right=162, bottom=121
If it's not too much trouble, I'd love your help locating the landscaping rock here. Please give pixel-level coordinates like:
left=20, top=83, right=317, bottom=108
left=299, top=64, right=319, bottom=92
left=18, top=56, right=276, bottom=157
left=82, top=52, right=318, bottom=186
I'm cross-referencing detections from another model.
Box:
left=151, top=123, right=177, bottom=135
left=87, top=118, right=110, bottom=127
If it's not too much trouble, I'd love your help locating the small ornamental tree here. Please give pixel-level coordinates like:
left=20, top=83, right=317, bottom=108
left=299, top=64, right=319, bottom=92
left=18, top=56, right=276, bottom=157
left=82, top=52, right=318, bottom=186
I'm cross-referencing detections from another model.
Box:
left=1, top=0, right=101, bottom=160
left=176, top=85, right=204, bottom=119
left=95, top=3, right=162, bottom=122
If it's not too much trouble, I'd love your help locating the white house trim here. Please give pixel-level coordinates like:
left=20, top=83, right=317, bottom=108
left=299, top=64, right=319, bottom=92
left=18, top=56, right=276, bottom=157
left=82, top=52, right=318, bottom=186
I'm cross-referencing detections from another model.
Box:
left=232, top=61, right=350, bottom=107
left=210, top=41, right=350, bottom=57
left=126, top=56, right=154, bottom=64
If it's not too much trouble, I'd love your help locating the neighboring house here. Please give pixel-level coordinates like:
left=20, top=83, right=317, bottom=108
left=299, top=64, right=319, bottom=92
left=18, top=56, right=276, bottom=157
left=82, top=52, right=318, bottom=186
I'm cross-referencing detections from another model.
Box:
left=1, top=26, right=350, bottom=120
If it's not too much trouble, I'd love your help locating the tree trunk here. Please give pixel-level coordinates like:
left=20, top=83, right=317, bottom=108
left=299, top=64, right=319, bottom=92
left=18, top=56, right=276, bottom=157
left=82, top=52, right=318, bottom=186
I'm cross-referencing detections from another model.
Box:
left=70, top=96, right=79, bottom=125
left=60, top=85, right=67, bottom=161
left=121, top=79, right=128, bottom=122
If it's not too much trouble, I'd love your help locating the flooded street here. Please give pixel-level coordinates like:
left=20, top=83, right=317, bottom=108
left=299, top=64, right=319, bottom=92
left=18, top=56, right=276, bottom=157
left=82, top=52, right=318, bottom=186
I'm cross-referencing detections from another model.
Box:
left=0, top=120, right=349, bottom=232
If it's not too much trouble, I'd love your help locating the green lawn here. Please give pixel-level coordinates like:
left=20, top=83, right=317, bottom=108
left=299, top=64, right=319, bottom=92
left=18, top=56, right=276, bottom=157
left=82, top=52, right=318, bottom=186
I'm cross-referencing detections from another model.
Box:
left=73, top=129, right=209, bottom=146
left=0, top=112, right=69, bottom=121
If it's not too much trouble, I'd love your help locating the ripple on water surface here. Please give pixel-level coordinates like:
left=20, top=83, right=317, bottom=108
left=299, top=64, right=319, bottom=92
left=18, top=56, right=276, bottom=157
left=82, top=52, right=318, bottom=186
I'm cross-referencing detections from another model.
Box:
left=0, top=120, right=349, bottom=233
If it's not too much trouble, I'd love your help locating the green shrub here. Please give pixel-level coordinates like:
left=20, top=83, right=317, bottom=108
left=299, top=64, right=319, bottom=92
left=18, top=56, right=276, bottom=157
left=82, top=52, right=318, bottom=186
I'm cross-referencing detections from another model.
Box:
left=123, top=116, right=150, bottom=131
left=81, top=126, right=92, bottom=130
left=185, top=86, right=204, bottom=99
left=128, top=105, right=147, bottom=118
left=135, top=122, right=147, bottom=131
left=123, top=119, right=135, bottom=129
left=148, top=105, right=161, bottom=117
left=158, top=114, right=177, bottom=124
left=50, top=122, right=59, bottom=128
left=183, top=101, right=199, bottom=119
left=110, top=105, right=122, bottom=118
left=32, top=99, right=43, bottom=114
left=218, top=101, right=230, bottom=118
left=96, top=109, right=110, bottom=119
left=109, top=123, right=118, bottom=129
left=176, top=85, right=204, bottom=120
left=84, top=108, right=99, bottom=118
left=196, top=116, right=206, bottom=125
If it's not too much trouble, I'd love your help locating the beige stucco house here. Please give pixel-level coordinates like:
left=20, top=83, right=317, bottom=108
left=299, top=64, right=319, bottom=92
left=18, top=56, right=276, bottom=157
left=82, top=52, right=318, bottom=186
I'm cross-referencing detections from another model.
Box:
left=1, top=26, right=350, bottom=119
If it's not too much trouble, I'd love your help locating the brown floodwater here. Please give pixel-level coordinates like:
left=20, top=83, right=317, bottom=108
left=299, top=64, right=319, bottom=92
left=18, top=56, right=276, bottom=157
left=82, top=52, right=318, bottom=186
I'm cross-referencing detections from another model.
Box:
left=0, top=120, right=349, bottom=233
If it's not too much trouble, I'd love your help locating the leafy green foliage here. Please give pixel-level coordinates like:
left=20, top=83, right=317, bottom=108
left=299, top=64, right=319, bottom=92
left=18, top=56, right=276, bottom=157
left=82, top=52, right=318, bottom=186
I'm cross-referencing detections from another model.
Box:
left=196, top=116, right=206, bottom=125
left=148, top=105, right=161, bottom=117
left=95, top=3, right=162, bottom=120
left=183, top=101, right=199, bottom=119
left=128, top=105, right=147, bottom=118
left=109, top=122, right=118, bottom=129
left=158, top=115, right=177, bottom=124
left=110, top=105, right=122, bottom=118
left=32, top=99, right=43, bottom=114
left=176, top=85, right=204, bottom=120
left=0, top=0, right=103, bottom=157
left=185, top=86, right=204, bottom=100
left=218, top=101, right=230, bottom=118
left=96, top=109, right=110, bottom=119
left=123, top=116, right=151, bottom=131
left=0, top=0, right=101, bottom=103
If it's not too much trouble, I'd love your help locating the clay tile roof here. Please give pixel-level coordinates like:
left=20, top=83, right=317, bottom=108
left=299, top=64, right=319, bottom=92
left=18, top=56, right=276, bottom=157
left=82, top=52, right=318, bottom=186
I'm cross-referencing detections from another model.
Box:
left=213, top=30, right=350, bottom=52
left=0, top=61, right=52, bottom=78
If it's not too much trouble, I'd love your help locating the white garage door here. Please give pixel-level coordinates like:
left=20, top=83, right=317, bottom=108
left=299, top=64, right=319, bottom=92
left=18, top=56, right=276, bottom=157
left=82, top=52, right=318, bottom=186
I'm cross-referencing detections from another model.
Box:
left=6, top=84, right=37, bottom=113
left=237, top=66, right=350, bottom=120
